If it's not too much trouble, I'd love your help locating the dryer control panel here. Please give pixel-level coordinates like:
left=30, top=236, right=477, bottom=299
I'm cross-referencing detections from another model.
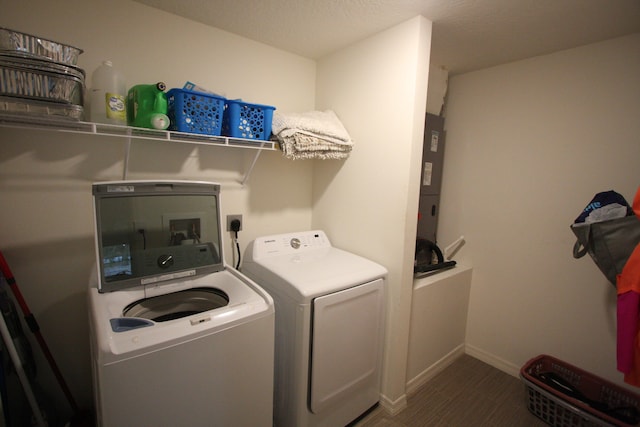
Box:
left=251, top=230, right=330, bottom=259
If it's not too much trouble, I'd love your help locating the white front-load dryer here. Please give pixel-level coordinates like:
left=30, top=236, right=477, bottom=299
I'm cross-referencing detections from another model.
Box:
left=242, top=230, right=387, bottom=427
left=88, top=181, right=274, bottom=427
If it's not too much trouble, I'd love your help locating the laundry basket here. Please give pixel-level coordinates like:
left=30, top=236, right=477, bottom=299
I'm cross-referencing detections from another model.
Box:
left=222, top=100, right=275, bottom=141
left=521, top=355, right=640, bottom=426
left=167, top=88, right=226, bottom=135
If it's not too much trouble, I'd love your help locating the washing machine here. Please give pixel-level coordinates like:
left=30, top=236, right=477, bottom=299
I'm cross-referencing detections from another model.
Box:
left=87, top=180, right=274, bottom=427
left=242, top=230, right=387, bottom=427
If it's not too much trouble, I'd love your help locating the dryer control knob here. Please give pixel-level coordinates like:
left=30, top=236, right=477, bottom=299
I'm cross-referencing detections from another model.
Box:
left=157, top=254, right=174, bottom=268
left=290, top=238, right=301, bottom=249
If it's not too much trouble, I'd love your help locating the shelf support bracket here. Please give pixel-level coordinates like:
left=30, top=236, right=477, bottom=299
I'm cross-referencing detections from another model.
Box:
left=241, top=141, right=267, bottom=186
left=0, top=116, right=276, bottom=183
left=122, top=128, right=132, bottom=180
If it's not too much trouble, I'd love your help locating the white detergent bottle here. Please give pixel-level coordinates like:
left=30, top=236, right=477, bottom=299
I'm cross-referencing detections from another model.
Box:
left=90, top=60, right=127, bottom=125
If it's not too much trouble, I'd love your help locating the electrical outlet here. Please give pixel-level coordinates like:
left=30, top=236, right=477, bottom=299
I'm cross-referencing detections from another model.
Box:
left=226, top=214, right=243, bottom=231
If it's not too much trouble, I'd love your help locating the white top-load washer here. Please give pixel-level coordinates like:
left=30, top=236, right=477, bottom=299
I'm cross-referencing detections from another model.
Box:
left=242, top=230, right=387, bottom=427
left=88, top=181, right=274, bottom=427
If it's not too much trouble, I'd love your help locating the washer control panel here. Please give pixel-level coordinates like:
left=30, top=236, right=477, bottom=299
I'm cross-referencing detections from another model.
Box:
left=251, top=230, right=331, bottom=259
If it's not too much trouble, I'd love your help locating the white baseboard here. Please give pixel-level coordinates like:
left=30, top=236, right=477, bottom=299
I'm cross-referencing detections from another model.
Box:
left=405, top=344, right=466, bottom=395
left=464, top=343, right=521, bottom=377
left=378, top=392, right=407, bottom=416
left=385, top=344, right=521, bottom=417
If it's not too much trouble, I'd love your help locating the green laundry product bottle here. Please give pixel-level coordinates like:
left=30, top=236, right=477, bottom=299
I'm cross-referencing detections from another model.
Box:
left=90, top=60, right=127, bottom=125
left=126, top=82, right=170, bottom=130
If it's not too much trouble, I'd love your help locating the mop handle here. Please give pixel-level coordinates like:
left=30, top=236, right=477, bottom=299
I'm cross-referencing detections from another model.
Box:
left=0, top=251, right=79, bottom=414
left=0, top=306, right=47, bottom=427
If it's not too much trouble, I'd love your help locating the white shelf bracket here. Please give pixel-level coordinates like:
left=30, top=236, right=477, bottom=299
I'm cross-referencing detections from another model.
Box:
left=122, top=128, right=132, bottom=180
left=241, top=149, right=263, bottom=186
left=0, top=116, right=276, bottom=183
left=240, top=139, right=270, bottom=185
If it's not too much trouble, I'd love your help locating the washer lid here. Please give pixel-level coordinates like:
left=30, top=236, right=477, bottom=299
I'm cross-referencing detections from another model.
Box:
left=243, top=231, right=387, bottom=301
left=88, top=269, right=274, bottom=359
left=92, top=181, right=224, bottom=293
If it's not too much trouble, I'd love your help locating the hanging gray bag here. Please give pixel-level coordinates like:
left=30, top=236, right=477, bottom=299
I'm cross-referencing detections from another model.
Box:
left=571, top=190, right=640, bottom=286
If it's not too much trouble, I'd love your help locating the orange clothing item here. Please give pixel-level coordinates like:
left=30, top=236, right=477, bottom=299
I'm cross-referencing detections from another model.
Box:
left=617, top=187, right=640, bottom=386
left=618, top=244, right=640, bottom=386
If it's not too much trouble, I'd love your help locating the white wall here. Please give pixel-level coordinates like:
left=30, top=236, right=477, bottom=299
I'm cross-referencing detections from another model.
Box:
left=314, top=16, right=432, bottom=411
left=438, top=33, right=640, bottom=386
left=0, top=0, right=316, bottom=416
left=406, top=265, right=472, bottom=392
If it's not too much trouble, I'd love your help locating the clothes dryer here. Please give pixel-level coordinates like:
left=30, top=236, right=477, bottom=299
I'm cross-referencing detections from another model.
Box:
left=88, top=181, right=274, bottom=427
left=242, top=230, right=387, bottom=427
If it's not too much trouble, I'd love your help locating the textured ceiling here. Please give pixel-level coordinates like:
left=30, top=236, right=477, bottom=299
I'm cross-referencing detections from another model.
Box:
left=134, top=0, right=640, bottom=75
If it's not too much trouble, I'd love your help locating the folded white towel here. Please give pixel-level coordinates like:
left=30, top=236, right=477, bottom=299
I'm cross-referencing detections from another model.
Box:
left=280, top=134, right=352, bottom=160
left=272, top=110, right=353, bottom=146
left=287, top=134, right=351, bottom=152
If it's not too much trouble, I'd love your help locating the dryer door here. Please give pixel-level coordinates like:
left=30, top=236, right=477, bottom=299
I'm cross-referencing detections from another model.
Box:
left=309, top=278, right=385, bottom=414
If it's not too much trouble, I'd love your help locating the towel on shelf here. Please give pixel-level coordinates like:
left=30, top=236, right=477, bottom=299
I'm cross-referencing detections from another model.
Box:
left=272, top=110, right=353, bottom=160
left=279, top=133, right=351, bottom=160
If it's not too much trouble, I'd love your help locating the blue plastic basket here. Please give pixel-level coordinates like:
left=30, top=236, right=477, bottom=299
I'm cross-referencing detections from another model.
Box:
left=222, top=100, right=275, bottom=141
left=167, top=89, right=226, bottom=135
